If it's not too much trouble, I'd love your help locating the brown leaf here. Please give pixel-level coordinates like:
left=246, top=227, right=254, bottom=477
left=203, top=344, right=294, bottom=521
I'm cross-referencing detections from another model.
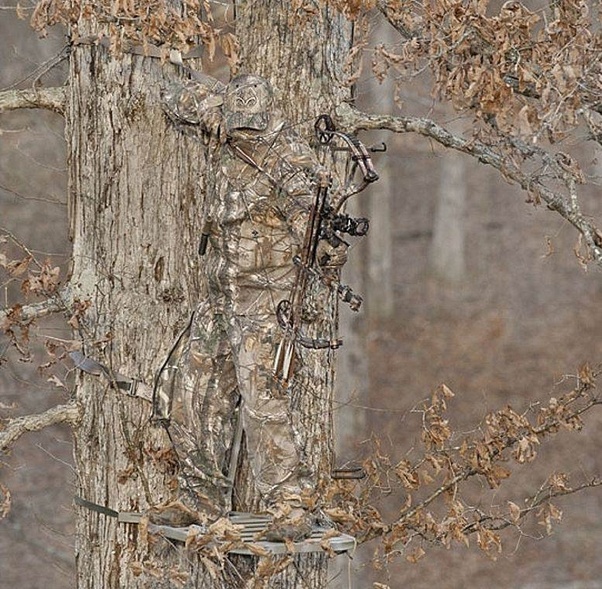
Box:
left=245, top=542, right=270, bottom=557
left=220, top=33, right=239, bottom=69
left=372, top=45, right=389, bottom=82
left=7, top=256, right=32, bottom=277
left=507, top=500, right=521, bottom=523
left=537, top=502, right=563, bottom=535
left=394, top=459, right=420, bottom=489
left=513, top=435, right=540, bottom=463
left=439, top=383, right=455, bottom=399
left=548, top=472, right=571, bottom=493
left=476, top=527, right=502, bottom=559
left=47, top=374, right=67, bottom=389
left=130, top=561, right=144, bottom=577
left=485, top=464, right=511, bottom=489
left=406, top=546, right=426, bottom=563
left=323, top=507, right=356, bottom=524
left=15, top=3, right=27, bottom=19
left=578, top=363, right=595, bottom=386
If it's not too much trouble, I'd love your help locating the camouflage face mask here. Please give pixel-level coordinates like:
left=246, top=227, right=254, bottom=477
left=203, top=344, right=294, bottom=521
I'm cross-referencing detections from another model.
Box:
left=224, top=74, right=273, bottom=133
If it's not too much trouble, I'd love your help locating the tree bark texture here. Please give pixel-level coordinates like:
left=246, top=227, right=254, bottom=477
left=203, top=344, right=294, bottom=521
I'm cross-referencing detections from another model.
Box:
left=68, top=4, right=354, bottom=588
left=69, top=37, right=212, bottom=588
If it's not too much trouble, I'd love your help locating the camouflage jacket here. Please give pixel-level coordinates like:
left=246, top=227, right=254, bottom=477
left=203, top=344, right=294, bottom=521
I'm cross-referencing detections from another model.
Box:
left=164, top=77, right=327, bottom=313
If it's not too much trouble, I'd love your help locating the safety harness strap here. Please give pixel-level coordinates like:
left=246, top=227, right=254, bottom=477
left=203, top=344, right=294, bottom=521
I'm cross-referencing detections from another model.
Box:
left=69, top=350, right=153, bottom=402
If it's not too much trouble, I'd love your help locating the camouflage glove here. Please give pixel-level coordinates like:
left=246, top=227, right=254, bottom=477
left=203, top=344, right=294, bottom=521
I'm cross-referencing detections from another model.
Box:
left=162, top=79, right=224, bottom=133
left=315, top=239, right=348, bottom=269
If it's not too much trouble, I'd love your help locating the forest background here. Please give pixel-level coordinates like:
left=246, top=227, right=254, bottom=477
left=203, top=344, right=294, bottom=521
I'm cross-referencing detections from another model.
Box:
left=1, top=1, right=602, bottom=588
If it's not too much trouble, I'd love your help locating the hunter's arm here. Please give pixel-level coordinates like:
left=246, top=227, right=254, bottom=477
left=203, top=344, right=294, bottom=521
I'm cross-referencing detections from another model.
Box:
left=162, top=76, right=226, bottom=134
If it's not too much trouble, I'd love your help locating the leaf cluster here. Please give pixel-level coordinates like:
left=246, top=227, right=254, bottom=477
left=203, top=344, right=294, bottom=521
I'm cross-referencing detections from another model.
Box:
left=377, top=0, right=601, bottom=140
left=322, top=371, right=601, bottom=564
left=30, top=0, right=221, bottom=56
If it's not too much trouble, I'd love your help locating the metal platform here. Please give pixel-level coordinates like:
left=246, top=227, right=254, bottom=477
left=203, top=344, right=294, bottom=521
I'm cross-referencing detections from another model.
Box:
left=119, top=511, right=356, bottom=555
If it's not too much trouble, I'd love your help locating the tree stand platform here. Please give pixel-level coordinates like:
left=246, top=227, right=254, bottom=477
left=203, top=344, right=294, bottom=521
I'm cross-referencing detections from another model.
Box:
left=123, top=512, right=356, bottom=556
left=75, top=497, right=355, bottom=556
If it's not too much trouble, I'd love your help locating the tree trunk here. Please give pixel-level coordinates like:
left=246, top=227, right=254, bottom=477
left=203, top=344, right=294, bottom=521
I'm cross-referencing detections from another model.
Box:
left=69, top=4, right=353, bottom=588
left=364, top=21, right=394, bottom=321
left=69, top=37, right=214, bottom=587
left=429, top=150, right=467, bottom=285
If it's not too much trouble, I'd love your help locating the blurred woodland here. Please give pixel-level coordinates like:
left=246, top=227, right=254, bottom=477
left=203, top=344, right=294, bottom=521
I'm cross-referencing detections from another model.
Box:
left=1, top=1, right=602, bottom=588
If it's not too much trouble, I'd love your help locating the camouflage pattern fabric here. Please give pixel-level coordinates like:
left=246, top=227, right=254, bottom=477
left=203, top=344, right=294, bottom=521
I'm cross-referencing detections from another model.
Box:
left=156, top=73, right=332, bottom=515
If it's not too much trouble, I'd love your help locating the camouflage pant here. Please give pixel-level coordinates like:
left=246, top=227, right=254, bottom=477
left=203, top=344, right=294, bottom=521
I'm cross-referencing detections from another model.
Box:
left=154, top=296, right=305, bottom=514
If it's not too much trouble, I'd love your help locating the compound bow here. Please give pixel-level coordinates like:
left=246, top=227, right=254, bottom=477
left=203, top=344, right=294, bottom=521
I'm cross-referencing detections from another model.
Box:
left=273, top=114, right=383, bottom=385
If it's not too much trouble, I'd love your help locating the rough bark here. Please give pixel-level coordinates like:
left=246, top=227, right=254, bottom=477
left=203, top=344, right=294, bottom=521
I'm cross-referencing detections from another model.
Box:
left=0, top=401, right=80, bottom=452
left=0, top=86, right=67, bottom=114
left=0, top=286, right=71, bottom=324
left=68, top=33, right=211, bottom=588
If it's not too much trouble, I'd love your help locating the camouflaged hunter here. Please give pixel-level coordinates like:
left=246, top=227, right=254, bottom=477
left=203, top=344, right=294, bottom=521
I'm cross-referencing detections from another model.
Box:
left=155, top=72, right=348, bottom=522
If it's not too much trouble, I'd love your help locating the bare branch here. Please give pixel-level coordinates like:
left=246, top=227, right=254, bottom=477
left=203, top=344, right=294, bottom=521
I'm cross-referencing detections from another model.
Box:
left=376, top=0, right=416, bottom=39
left=0, top=286, right=73, bottom=325
left=336, top=104, right=602, bottom=267
left=0, top=402, right=80, bottom=453
left=0, top=86, right=67, bottom=116
left=1, top=296, right=64, bottom=325
left=465, top=477, right=602, bottom=536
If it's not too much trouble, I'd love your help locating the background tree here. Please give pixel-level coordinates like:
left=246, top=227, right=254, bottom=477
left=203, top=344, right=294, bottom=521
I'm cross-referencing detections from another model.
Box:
left=1, top=1, right=601, bottom=588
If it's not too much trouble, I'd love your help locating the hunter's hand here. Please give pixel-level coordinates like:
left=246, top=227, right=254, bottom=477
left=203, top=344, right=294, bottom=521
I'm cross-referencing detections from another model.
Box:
left=316, top=239, right=348, bottom=268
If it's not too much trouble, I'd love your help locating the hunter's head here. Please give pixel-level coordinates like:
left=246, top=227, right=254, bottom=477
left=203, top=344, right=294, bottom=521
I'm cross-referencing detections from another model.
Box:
left=224, top=74, right=273, bottom=133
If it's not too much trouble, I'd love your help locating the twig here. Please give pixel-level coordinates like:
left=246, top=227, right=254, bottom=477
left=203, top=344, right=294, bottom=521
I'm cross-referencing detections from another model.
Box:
left=463, top=477, right=602, bottom=535
left=376, top=0, right=420, bottom=40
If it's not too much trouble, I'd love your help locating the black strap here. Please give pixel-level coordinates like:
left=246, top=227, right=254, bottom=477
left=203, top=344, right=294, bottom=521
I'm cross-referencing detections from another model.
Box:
left=74, top=495, right=119, bottom=518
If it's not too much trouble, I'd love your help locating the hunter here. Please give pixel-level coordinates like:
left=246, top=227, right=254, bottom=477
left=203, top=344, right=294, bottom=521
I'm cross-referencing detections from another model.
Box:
left=152, top=70, right=347, bottom=537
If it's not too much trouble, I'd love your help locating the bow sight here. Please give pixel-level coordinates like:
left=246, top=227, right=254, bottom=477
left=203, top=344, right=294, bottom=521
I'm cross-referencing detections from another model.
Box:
left=328, top=209, right=370, bottom=237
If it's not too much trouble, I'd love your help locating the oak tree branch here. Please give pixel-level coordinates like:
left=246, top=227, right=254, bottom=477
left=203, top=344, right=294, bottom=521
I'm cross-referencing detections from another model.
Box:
left=0, top=401, right=80, bottom=453
left=336, top=104, right=602, bottom=266
left=0, top=86, right=67, bottom=115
